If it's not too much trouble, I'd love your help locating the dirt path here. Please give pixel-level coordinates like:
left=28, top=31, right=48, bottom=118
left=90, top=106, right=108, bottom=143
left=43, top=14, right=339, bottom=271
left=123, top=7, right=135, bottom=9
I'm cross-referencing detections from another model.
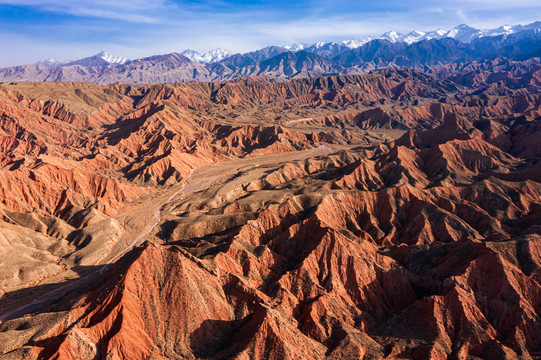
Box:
left=0, top=145, right=344, bottom=322
left=100, top=144, right=345, bottom=270
left=100, top=169, right=195, bottom=270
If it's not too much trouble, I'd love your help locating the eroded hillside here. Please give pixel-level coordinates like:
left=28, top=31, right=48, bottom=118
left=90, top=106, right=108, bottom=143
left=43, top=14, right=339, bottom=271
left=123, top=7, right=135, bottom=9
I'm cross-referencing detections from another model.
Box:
left=0, top=69, right=540, bottom=359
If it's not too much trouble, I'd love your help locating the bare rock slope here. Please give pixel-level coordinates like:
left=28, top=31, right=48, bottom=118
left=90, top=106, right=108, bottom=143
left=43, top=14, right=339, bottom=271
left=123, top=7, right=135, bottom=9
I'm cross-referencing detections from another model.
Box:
left=0, top=69, right=540, bottom=359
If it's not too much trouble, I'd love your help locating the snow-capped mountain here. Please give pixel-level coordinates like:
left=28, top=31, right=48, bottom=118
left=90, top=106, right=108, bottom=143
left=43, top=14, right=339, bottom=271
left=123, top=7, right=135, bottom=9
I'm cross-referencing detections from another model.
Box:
left=35, top=51, right=130, bottom=67
left=179, top=50, right=201, bottom=61
left=17, top=20, right=541, bottom=85
left=35, top=58, right=66, bottom=67
left=483, top=21, right=541, bottom=37
left=297, top=38, right=377, bottom=60
left=375, top=26, right=481, bottom=44
left=180, top=48, right=232, bottom=63
left=63, top=51, right=131, bottom=67
left=285, top=22, right=541, bottom=52
left=403, top=22, right=541, bottom=43
left=97, top=51, right=130, bottom=65
left=339, top=37, right=377, bottom=49
left=380, top=31, right=403, bottom=43
left=443, top=24, right=482, bottom=42
left=284, top=43, right=310, bottom=51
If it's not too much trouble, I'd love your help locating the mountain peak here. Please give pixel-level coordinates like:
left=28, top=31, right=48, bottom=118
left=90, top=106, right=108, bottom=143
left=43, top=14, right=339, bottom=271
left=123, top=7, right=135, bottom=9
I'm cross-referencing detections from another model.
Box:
left=180, top=48, right=232, bottom=63
left=35, top=58, right=66, bottom=67
left=284, top=43, right=309, bottom=51
left=381, top=31, right=403, bottom=42
left=454, top=24, right=474, bottom=30
left=95, top=51, right=130, bottom=65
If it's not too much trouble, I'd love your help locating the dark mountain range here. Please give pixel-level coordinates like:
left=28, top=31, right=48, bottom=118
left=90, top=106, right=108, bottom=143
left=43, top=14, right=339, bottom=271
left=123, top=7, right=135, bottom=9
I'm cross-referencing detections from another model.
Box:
left=335, top=39, right=407, bottom=65
left=243, top=45, right=289, bottom=62
left=258, top=51, right=340, bottom=77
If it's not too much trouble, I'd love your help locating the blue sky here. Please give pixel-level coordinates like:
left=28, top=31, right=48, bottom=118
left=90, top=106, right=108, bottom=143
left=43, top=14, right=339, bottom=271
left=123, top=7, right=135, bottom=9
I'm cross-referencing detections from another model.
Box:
left=0, top=0, right=540, bottom=66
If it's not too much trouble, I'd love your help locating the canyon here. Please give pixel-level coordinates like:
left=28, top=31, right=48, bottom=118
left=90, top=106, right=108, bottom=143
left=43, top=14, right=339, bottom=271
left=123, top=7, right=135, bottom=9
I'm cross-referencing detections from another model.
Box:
left=0, top=62, right=540, bottom=359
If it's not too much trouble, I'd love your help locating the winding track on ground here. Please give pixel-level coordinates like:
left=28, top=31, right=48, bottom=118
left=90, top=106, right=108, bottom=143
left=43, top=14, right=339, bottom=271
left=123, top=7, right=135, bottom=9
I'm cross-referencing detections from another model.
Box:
left=0, top=145, right=343, bottom=323
left=100, top=169, right=195, bottom=270
left=0, top=170, right=195, bottom=323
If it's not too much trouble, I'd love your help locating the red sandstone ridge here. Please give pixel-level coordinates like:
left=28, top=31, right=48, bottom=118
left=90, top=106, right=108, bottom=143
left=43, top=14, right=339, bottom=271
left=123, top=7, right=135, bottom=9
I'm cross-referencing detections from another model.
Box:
left=0, top=70, right=540, bottom=359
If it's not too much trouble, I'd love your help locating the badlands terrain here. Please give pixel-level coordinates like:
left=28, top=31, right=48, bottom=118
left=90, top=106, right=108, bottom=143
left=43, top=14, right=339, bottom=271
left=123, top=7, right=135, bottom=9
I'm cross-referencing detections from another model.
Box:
left=0, top=60, right=540, bottom=359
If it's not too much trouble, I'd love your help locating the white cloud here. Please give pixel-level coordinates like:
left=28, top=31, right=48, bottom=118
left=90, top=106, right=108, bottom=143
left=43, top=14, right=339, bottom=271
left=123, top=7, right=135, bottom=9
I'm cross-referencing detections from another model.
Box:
left=0, top=0, right=170, bottom=22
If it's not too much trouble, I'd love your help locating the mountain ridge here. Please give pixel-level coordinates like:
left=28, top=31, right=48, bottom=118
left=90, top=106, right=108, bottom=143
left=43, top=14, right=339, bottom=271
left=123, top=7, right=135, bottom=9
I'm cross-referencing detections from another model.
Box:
left=33, top=21, right=541, bottom=67
left=0, top=21, right=538, bottom=85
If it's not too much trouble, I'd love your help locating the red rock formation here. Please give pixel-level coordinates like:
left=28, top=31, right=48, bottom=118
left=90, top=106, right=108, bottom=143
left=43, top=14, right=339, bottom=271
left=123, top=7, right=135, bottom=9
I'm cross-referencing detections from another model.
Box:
left=0, top=71, right=541, bottom=359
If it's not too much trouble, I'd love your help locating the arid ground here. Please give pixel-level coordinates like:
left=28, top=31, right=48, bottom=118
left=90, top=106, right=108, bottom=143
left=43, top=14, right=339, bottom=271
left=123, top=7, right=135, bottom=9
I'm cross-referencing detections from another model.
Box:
left=1, top=63, right=541, bottom=359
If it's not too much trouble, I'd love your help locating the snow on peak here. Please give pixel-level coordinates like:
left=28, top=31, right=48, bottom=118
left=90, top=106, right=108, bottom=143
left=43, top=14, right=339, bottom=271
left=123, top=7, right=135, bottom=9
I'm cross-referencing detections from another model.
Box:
left=284, top=43, right=309, bottom=51
left=205, top=48, right=233, bottom=62
left=312, top=41, right=327, bottom=48
left=181, top=48, right=232, bottom=63
left=96, top=51, right=130, bottom=64
left=35, top=58, right=66, bottom=67
left=180, top=49, right=199, bottom=57
left=402, top=30, right=426, bottom=44
left=372, top=22, right=541, bottom=45
left=381, top=31, right=403, bottom=42
left=445, top=24, right=481, bottom=42
left=280, top=21, right=541, bottom=60
left=339, top=37, right=376, bottom=48
left=32, top=21, right=541, bottom=70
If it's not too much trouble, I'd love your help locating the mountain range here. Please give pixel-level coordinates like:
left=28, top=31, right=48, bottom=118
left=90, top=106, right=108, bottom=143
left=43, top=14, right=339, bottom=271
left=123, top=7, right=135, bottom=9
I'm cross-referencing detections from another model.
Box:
left=1, top=21, right=540, bottom=84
